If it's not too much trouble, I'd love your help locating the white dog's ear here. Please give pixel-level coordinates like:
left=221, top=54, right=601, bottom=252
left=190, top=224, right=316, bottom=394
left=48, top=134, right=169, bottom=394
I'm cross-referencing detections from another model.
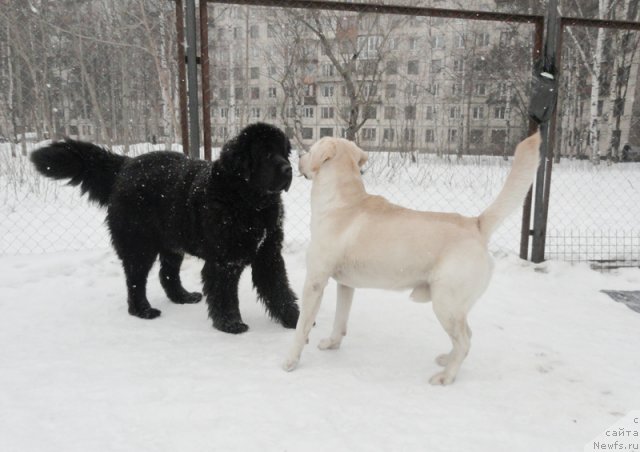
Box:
left=310, top=139, right=336, bottom=173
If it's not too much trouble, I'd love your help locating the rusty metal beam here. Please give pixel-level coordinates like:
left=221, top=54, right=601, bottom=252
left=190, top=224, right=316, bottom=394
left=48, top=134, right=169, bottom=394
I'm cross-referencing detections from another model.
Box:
left=206, top=0, right=543, bottom=24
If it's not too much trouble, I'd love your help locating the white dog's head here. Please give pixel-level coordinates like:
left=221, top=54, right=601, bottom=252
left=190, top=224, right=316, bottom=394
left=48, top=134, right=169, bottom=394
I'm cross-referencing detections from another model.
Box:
left=299, top=137, right=368, bottom=180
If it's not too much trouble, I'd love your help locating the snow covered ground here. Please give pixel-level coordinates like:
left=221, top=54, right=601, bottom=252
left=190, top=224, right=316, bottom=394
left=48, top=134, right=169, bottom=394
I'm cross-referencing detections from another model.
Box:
left=1, top=248, right=640, bottom=451
left=1, top=142, right=639, bottom=451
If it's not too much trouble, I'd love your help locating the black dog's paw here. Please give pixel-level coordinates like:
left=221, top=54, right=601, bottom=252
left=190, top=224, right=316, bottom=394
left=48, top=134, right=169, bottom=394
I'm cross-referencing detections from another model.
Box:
left=170, top=291, right=203, bottom=304
left=129, top=306, right=162, bottom=319
left=278, top=305, right=300, bottom=329
left=214, top=318, right=249, bottom=334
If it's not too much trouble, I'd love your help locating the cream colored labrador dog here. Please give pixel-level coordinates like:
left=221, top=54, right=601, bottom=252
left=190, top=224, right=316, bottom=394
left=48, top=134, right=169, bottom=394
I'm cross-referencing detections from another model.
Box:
left=283, top=131, right=541, bottom=385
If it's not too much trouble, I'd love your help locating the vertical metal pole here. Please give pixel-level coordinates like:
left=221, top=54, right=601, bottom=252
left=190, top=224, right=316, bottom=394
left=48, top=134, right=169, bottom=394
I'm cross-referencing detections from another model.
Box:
left=175, top=0, right=189, bottom=156
left=185, top=0, right=200, bottom=159
left=538, top=25, right=563, bottom=262
left=520, top=18, right=545, bottom=260
left=531, top=0, right=560, bottom=263
left=199, top=0, right=212, bottom=161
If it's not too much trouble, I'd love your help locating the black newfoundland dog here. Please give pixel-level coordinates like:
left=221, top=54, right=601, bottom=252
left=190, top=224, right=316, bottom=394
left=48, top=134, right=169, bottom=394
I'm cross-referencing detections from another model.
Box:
left=31, top=123, right=299, bottom=334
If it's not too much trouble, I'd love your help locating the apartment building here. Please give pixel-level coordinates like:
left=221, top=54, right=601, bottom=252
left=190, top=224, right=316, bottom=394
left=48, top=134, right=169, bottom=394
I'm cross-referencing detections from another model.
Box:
left=208, top=3, right=640, bottom=159
left=209, top=5, right=531, bottom=154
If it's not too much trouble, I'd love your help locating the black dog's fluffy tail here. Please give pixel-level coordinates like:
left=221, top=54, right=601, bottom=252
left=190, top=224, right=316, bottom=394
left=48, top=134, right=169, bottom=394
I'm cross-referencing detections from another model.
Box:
left=30, top=140, right=127, bottom=206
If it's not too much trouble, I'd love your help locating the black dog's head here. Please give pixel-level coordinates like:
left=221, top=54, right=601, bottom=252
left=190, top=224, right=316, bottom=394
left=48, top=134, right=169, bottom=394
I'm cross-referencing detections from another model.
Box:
left=219, top=123, right=293, bottom=194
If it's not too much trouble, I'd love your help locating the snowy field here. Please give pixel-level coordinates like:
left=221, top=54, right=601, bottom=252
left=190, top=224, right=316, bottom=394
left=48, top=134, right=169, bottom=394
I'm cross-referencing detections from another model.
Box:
left=1, top=142, right=639, bottom=451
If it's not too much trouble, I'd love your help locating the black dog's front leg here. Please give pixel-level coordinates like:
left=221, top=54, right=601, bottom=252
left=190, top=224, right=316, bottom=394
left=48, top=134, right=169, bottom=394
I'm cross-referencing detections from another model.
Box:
left=251, top=232, right=299, bottom=328
left=202, top=261, right=248, bottom=334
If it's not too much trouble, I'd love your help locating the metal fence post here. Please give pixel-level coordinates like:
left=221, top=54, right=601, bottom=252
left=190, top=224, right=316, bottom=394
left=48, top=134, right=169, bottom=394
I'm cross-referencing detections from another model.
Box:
left=185, top=0, right=201, bottom=159
left=531, top=0, right=560, bottom=263
left=520, top=17, right=545, bottom=261
left=199, top=0, right=213, bottom=160
left=175, top=0, right=190, bottom=156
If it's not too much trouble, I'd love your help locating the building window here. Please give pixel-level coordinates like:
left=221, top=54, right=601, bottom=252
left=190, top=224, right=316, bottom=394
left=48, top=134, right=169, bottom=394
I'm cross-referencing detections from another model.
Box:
left=449, top=106, right=461, bottom=119
left=250, top=87, right=260, bottom=100
left=250, top=67, right=259, bottom=79
left=386, top=84, right=396, bottom=98
left=234, top=87, right=243, bottom=100
left=386, top=60, right=398, bottom=75
left=452, top=84, right=462, bottom=96
left=448, top=129, right=458, bottom=143
left=409, top=37, right=418, bottom=50
left=322, top=64, right=335, bottom=77
left=362, top=128, right=376, bottom=141
left=251, top=107, right=261, bottom=118
left=472, top=106, right=484, bottom=119
left=321, top=85, right=334, bottom=97
left=304, top=84, right=315, bottom=97
left=475, top=84, right=486, bottom=96
left=407, top=60, right=419, bottom=75
left=302, top=127, right=314, bottom=140
left=219, top=88, right=228, bottom=100
left=430, top=59, right=442, bottom=73
left=320, top=127, right=334, bottom=138
left=249, top=25, right=259, bottom=39
left=491, top=129, right=506, bottom=144
left=364, top=106, right=377, bottom=120
left=287, top=107, right=296, bottom=118
left=384, top=107, right=396, bottom=120
left=321, top=107, right=334, bottom=119
left=425, top=129, right=435, bottom=143
left=267, top=24, right=276, bottom=38
left=405, top=105, right=416, bottom=120
left=406, top=83, right=418, bottom=97
left=432, top=35, right=445, bottom=49
left=494, top=106, right=506, bottom=119
left=476, top=32, right=490, bottom=46
left=383, top=128, right=395, bottom=141
left=425, top=105, right=437, bottom=120
left=456, top=34, right=465, bottom=48
left=363, top=83, right=377, bottom=97
left=268, top=106, right=277, bottom=119
left=219, top=107, right=228, bottom=118
left=470, top=129, right=484, bottom=143
left=428, top=83, right=440, bottom=96
left=453, top=58, right=464, bottom=72
left=357, top=35, right=382, bottom=59
left=404, top=128, right=415, bottom=142
left=500, top=31, right=511, bottom=46
left=303, top=107, right=315, bottom=118
left=268, top=87, right=277, bottom=98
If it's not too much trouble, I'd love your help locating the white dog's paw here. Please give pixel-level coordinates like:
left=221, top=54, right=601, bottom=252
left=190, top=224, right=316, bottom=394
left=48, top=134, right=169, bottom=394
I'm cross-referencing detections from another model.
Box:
left=435, top=353, right=450, bottom=367
left=282, top=357, right=299, bottom=372
left=429, top=371, right=455, bottom=386
left=318, top=337, right=341, bottom=350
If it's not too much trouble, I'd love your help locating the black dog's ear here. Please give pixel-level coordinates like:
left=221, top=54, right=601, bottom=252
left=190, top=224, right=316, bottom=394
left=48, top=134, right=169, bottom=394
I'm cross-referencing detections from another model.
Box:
left=220, top=138, right=251, bottom=182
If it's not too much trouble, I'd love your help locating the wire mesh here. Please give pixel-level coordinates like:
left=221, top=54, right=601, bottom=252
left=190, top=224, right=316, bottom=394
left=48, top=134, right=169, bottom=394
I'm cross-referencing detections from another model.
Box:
left=0, top=0, right=638, bottom=270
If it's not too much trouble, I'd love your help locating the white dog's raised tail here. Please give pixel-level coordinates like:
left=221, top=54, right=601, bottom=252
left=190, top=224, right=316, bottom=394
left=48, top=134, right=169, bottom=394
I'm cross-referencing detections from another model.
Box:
left=478, top=131, right=541, bottom=239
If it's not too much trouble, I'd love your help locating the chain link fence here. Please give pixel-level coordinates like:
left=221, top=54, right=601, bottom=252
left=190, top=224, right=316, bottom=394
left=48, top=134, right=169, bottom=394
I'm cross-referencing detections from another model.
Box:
left=1, top=0, right=639, bottom=269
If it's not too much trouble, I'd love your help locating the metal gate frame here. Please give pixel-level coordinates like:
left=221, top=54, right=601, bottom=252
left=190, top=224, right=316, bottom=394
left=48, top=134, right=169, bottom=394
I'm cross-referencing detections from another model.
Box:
left=173, top=0, right=640, bottom=263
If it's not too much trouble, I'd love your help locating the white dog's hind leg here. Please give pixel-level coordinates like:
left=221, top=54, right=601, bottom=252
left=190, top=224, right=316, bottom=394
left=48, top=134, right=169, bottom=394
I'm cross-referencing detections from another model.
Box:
left=318, top=284, right=354, bottom=350
left=283, top=275, right=329, bottom=371
left=435, top=322, right=471, bottom=367
left=429, top=291, right=472, bottom=385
